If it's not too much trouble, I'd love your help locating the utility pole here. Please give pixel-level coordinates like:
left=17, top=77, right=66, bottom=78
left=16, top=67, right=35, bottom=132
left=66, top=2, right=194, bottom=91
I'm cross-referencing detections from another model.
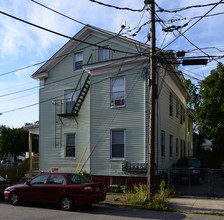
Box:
left=145, top=0, right=156, bottom=201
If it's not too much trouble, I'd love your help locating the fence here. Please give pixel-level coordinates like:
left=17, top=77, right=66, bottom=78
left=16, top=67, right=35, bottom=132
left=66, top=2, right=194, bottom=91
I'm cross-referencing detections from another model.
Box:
left=0, top=159, right=30, bottom=182
left=166, top=168, right=224, bottom=197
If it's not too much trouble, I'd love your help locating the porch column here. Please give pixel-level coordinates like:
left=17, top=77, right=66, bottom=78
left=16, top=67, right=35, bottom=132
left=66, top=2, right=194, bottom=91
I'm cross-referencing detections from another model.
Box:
left=29, top=133, right=33, bottom=171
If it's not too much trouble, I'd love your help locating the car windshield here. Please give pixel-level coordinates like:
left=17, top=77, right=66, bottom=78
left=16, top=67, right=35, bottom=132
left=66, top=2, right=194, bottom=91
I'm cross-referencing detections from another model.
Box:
left=176, top=158, right=200, bottom=168
left=189, top=159, right=200, bottom=168
left=67, top=174, right=91, bottom=184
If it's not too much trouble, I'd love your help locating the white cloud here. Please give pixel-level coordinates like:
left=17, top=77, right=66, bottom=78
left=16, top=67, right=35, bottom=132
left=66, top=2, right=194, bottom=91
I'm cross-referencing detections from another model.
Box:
left=0, top=0, right=224, bottom=127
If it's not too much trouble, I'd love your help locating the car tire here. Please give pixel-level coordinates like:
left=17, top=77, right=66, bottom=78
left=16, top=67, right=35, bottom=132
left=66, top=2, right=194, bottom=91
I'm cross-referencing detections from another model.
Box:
left=9, top=192, right=21, bottom=206
left=60, top=196, right=73, bottom=211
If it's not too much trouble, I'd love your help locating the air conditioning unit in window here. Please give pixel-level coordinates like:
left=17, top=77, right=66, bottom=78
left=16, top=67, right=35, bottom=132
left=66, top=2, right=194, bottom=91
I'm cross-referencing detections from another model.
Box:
left=115, top=99, right=124, bottom=106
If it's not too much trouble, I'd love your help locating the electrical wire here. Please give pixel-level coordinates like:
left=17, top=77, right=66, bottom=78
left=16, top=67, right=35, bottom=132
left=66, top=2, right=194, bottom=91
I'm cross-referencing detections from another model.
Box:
left=89, top=0, right=145, bottom=12
left=31, top=0, right=86, bottom=26
left=162, top=11, right=224, bottom=24
left=161, top=0, right=223, bottom=50
left=0, top=60, right=148, bottom=114
left=0, top=10, right=140, bottom=58
left=155, top=1, right=224, bottom=13
left=0, top=30, right=143, bottom=77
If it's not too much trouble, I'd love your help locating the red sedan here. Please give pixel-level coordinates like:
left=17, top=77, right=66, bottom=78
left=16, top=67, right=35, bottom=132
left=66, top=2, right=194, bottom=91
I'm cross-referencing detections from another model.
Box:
left=4, top=172, right=106, bottom=211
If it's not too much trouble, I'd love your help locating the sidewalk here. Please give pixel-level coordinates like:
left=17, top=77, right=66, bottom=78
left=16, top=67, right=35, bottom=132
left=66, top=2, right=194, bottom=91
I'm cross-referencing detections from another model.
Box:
left=169, top=197, right=224, bottom=213
left=103, top=193, right=224, bottom=214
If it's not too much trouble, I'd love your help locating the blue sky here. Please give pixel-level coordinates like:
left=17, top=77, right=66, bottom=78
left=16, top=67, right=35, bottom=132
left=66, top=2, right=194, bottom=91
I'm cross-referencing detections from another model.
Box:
left=0, top=0, right=224, bottom=128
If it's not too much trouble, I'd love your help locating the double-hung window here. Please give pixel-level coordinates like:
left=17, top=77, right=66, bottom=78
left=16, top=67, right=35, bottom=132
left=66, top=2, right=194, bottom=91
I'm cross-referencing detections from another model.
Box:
left=65, top=90, right=75, bottom=113
left=176, top=99, right=179, bottom=118
left=111, top=77, right=125, bottom=107
left=169, top=134, right=173, bottom=157
left=180, top=105, right=183, bottom=124
left=99, top=47, right=109, bottom=62
left=74, top=52, right=83, bottom=70
left=66, top=134, right=75, bottom=157
left=176, top=138, right=179, bottom=157
left=169, top=93, right=173, bottom=117
left=161, top=130, right=165, bottom=157
left=111, top=130, right=125, bottom=159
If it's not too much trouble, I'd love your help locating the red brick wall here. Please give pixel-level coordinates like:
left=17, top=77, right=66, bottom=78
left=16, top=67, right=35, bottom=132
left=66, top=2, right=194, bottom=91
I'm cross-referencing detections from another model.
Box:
left=91, top=175, right=147, bottom=188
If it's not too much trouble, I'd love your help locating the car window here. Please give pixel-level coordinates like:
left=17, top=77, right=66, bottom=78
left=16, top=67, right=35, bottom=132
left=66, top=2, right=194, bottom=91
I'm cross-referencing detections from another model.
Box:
left=47, top=174, right=66, bottom=185
left=67, top=174, right=91, bottom=184
left=29, top=174, right=49, bottom=185
left=176, top=158, right=188, bottom=167
left=189, top=159, right=200, bottom=168
left=0, top=176, right=5, bottom=181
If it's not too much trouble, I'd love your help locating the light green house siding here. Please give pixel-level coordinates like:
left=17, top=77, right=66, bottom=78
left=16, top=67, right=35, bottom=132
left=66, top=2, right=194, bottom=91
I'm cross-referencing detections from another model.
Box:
left=156, top=70, right=193, bottom=170
left=37, top=30, right=139, bottom=173
left=39, top=49, right=90, bottom=173
left=34, top=25, right=193, bottom=178
left=90, top=67, right=147, bottom=177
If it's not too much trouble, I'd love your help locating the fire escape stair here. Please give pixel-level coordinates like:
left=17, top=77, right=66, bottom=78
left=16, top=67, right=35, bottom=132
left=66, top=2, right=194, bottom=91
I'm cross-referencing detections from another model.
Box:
left=72, top=74, right=90, bottom=116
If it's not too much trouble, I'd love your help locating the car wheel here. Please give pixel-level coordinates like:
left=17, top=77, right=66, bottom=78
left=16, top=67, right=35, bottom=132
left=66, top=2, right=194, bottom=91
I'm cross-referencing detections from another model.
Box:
left=10, top=192, right=21, bottom=206
left=60, top=196, right=73, bottom=211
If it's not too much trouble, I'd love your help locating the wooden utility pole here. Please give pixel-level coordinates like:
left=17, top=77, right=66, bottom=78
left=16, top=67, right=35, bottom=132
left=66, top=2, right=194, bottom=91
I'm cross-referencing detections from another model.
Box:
left=146, top=0, right=156, bottom=200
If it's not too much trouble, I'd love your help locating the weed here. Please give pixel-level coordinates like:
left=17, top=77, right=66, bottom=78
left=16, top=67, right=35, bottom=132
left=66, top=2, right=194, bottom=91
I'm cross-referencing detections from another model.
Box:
left=124, top=181, right=173, bottom=211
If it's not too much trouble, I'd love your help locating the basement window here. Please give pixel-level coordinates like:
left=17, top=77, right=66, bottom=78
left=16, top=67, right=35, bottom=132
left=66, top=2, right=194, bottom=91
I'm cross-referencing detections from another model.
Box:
left=110, top=176, right=126, bottom=187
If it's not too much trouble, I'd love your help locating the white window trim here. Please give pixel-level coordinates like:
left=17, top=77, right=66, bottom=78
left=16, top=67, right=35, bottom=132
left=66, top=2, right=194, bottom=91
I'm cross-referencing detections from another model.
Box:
left=64, top=133, right=76, bottom=158
left=110, top=129, right=126, bottom=160
left=110, top=76, right=125, bottom=108
left=74, top=52, right=83, bottom=71
left=98, top=46, right=110, bottom=62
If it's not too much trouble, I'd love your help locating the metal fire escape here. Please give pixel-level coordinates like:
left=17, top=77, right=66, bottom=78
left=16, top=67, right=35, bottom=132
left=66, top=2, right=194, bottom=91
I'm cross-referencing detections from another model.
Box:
left=54, top=54, right=92, bottom=148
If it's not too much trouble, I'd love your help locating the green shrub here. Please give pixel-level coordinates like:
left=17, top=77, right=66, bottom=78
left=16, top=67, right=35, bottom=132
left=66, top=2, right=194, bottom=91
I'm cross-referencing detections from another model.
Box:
left=126, top=184, right=147, bottom=205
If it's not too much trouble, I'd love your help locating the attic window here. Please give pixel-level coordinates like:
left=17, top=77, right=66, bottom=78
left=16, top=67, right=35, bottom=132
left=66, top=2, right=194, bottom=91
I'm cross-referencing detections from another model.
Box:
left=74, top=52, right=83, bottom=70
left=99, top=47, right=109, bottom=62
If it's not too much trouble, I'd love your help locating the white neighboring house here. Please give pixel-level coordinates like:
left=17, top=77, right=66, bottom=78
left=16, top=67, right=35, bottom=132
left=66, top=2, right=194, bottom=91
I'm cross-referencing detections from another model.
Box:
left=201, top=139, right=213, bottom=152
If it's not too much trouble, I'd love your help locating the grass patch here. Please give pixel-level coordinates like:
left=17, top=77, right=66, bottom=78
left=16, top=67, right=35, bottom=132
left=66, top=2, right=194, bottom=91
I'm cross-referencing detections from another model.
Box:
left=191, top=211, right=224, bottom=216
left=124, top=181, right=174, bottom=211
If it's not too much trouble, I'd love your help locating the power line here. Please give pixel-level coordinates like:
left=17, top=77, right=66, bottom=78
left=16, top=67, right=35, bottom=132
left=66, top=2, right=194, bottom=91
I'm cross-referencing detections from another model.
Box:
left=0, top=60, right=147, bottom=114
left=0, top=10, right=139, bottom=58
left=0, top=53, right=144, bottom=103
left=162, top=11, right=224, bottom=24
left=89, top=0, right=145, bottom=12
left=31, top=0, right=86, bottom=26
left=155, top=1, right=224, bottom=13
left=161, top=0, right=223, bottom=50
left=0, top=29, right=143, bottom=78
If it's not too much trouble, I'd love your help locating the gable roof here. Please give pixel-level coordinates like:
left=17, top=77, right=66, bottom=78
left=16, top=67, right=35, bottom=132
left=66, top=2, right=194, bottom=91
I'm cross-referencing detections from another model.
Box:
left=31, top=25, right=149, bottom=78
left=31, top=24, right=191, bottom=101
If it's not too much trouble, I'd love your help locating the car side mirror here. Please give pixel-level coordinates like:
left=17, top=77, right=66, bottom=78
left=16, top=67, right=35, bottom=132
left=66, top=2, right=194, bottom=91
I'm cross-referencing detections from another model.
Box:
left=26, top=181, right=31, bottom=186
